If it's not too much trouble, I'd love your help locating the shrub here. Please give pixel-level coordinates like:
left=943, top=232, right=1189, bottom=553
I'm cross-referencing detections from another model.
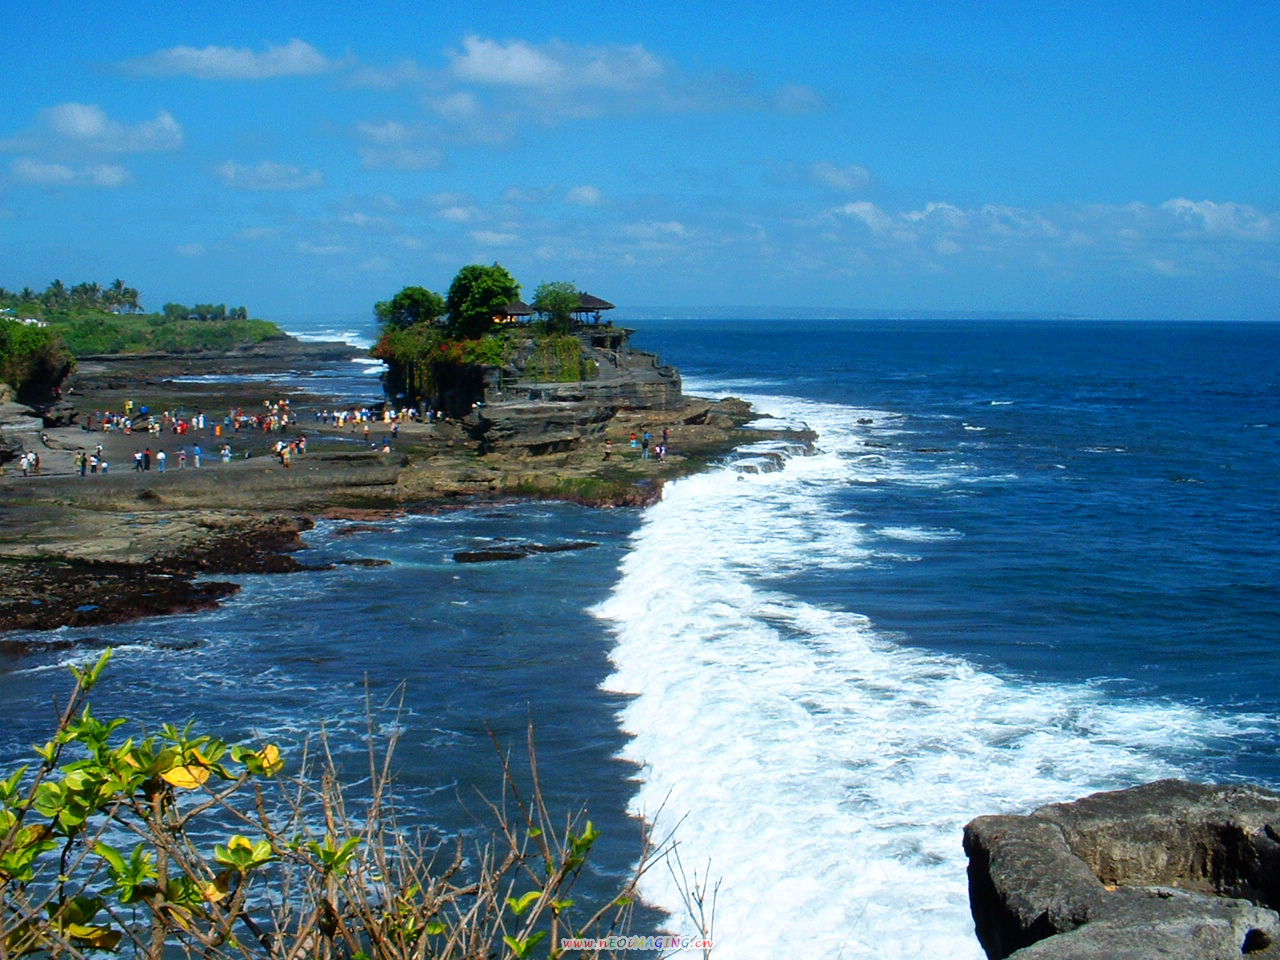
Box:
left=0, top=652, right=690, bottom=959
left=0, top=319, right=75, bottom=396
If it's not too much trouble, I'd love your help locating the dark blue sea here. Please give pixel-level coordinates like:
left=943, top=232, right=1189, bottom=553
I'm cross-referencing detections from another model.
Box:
left=2, top=318, right=1277, bottom=958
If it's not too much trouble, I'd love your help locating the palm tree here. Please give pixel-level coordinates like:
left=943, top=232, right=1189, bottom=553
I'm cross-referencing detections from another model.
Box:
left=107, top=279, right=127, bottom=313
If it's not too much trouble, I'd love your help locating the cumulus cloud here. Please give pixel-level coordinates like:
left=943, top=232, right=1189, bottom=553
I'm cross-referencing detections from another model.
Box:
left=2, top=103, right=182, bottom=155
left=831, top=201, right=897, bottom=234
left=807, top=195, right=1280, bottom=284
left=120, top=39, right=335, bottom=80
left=437, top=35, right=821, bottom=122
left=449, top=36, right=664, bottom=92
left=1161, top=198, right=1271, bottom=239
left=10, top=157, right=129, bottom=187
left=565, top=185, right=601, bottom=206
left=215, top=160, right=322, bottom=191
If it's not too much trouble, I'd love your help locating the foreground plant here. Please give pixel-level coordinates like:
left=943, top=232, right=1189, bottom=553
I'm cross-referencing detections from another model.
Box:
left=0, top=650, right=697, bottom=959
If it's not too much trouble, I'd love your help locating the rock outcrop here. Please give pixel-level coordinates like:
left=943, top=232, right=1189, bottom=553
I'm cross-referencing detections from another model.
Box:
left=462, top=328, right=684, bottom=454
left=0, top=395, right=42, bottom=465
left=964, top=780, right=1280, bottom=959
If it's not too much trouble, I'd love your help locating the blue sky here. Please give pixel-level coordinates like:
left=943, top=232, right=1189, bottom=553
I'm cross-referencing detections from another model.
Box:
left=2, top=0, right=1277, bottom=321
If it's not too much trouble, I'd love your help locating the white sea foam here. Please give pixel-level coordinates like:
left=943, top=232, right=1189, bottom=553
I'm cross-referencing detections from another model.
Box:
left=594, top=390, right=1232, bottom=959
left=875, top=526, right=964, bottom=542
left=288, top=327, right=375, bottom=350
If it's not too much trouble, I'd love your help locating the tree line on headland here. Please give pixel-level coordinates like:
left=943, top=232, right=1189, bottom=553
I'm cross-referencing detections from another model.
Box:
left=372, top=263, right=592, bottom=408
left=0, top=280, right=284, bottom=398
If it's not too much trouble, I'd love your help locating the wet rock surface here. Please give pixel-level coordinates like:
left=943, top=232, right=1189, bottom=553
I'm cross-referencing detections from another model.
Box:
left=452, top=540, right=599, bottom=563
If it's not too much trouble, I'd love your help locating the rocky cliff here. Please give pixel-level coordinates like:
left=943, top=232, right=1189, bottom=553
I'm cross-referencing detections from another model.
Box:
left=464, top=327, right=684, bottom=455
left=965, top=780, right=1280, bottom=959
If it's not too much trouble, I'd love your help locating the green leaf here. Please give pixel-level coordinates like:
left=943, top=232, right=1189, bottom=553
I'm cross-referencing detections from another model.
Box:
left=505, top=889, right=542, bottom=916
left=94, top=841, right=125, bottom=876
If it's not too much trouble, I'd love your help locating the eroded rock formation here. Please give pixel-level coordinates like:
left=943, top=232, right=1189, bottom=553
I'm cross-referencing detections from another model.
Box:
left=964, top=780, right=1280, bottom=959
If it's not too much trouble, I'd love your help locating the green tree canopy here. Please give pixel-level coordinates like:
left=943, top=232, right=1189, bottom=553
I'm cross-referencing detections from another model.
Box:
left=375, top=285, right=446, bottom=330
left=0, top=318, right=74, bottom=397
left=532, top=281, right=580, bottom=335
left=445, top=263, right=519, bottom=340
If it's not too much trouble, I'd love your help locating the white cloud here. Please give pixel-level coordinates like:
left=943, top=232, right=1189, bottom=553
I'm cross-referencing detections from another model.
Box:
left=810, top=161, right=871, bottom=192
left=357, top=121, right=412, bottom=145
left=469, top=230, right=518, bottom=246
left=904, top=202, right=967, bottom=229
left=46, top=103, right=110, bottom=140
left=772, top=83, right=825, bottom=114
left=431, top=92, right=480, bottom=121
left=297, top=241, right=348, bottom=255
left=1162, top=198, right=1272, bottom=239
left=450, top=36, right=570, bottom=89
left=438, top=205, right=479, bottom=223
left=621, top=220, right=686, bottom=240
left=3, top=104, right=182, bottom=155
left=121, top=39, right=335, bottom=80
left=216, top=160, right=322, bottom=191
left=346, top=59, right=427, bottom=90
left=176, top=243, right=207, bottom=257
left=10, top=157, right=129, bottom=187
left=340, top=212, right=393, bottom=229
left=442, top=35, right=812, bottom=121
left=801, top=195, right=1280, bottom=288
left=360, top=146, right=441, bottom=170
left=565, top=185, right=601, bottom=206
left=832, top=201, right=896, bottom=234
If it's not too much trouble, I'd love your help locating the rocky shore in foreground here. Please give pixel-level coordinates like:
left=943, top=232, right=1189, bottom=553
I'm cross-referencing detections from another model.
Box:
left=0, top=338, right=812, bottom=634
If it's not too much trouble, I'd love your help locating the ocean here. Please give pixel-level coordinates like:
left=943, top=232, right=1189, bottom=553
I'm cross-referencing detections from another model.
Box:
left=1, top=318, right=1277, bottom=958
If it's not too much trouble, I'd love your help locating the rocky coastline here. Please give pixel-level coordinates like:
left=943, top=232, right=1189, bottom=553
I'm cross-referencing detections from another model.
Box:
left=0, top=330, right=811, bottom=634
left=965, top=779, right=1280, bottom=959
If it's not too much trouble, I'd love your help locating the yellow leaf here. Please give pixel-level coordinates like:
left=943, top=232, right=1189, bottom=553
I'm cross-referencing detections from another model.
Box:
left=202, top=873, right=233, bottom=903
left=160, top=764, right=210, bottom=789
left=65, top=924, right=121, bottom=950
left=228, top=835, right=253, bottom=851
left=257, top=744, right=283, bottom=776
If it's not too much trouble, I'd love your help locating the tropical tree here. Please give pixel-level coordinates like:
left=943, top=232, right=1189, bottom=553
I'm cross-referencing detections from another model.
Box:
left=375, top=285, right=445, bottom=330
left=445, top=263, right=519, bottom=340
left=531, top=281, right=580, bottom=335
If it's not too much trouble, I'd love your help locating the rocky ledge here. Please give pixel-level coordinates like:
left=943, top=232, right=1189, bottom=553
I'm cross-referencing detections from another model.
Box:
left=964, top=779, right=1280, bottom=959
